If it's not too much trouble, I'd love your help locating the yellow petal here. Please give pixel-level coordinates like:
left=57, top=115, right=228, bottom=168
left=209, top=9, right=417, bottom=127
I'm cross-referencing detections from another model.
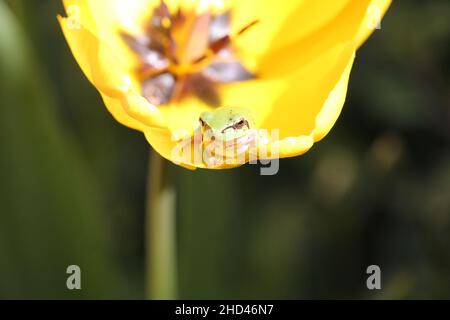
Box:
left=61, top=0, right=101, bottom=35
left=260, top=0, right=350, bottom=53
left=231, top=0, right=305, bottom=60
left=65, top=0, right=155, bottom=76
left=66, top=0, right=156, bottom=34
left=144, top=126, right=198, bottom=170
left=233, top=0, right=358, bottom=58
left=58, top=16, right=164, bottom=130
left=257, top=0, right=370, bottom=77
left=261, top=42, right=356, bottom=139
left=253, top=46, right=354, bottom=160
left=254, top=0, right=390, bottom=56
left=157, top=97, right=209, bottom=139
left=311, top=52, right=354, bottom=142
left=355, top=0, right=392, bottom=48
left=150, top=76, right=286, bottom=140
left=219, top=78, right=286, bottom=127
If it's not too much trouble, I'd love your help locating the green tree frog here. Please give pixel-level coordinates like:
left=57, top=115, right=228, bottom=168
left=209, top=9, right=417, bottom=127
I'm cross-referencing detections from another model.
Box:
left=199, top=106, right=257, bottom=159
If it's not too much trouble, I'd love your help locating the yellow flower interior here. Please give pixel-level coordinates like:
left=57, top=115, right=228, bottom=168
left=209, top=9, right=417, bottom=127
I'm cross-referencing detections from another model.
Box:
left=121, top=0, right=258, bottom=109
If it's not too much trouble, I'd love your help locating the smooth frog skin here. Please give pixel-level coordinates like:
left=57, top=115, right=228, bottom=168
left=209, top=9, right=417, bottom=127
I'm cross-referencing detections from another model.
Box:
left=199, top=106, right=255, bottom=143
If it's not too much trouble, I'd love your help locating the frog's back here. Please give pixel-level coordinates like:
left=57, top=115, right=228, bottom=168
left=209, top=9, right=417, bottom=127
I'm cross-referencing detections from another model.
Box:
left=207, top=106, right=254, bottom=128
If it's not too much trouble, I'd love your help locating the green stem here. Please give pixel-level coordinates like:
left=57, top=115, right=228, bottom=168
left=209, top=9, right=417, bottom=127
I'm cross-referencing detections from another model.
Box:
left=145, top=150, right=177, bottom=300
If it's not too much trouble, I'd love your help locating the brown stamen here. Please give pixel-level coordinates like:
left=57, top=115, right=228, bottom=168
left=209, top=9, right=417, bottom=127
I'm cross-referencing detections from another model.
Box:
left=123, top=0, right=258, bottom=107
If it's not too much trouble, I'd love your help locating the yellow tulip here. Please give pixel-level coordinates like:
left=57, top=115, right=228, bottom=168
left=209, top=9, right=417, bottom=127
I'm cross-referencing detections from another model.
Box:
left=59, top=0, right=391, bottom=169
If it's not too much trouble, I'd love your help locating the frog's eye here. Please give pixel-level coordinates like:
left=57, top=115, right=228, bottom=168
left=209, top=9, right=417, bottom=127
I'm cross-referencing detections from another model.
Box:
left=199, top=118, right=206, bottom=127
left=233, top=119, right=248, bottom=130
left=221, top=118, right=249, bottom=134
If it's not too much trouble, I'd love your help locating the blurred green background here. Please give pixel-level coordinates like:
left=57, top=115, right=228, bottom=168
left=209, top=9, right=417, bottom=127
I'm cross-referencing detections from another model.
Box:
left=0, top=0, right=449, bottom=299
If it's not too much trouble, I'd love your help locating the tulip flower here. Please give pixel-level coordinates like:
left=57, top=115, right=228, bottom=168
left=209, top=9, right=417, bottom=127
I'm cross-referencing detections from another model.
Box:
left=59, top=0, right=391, bottom=170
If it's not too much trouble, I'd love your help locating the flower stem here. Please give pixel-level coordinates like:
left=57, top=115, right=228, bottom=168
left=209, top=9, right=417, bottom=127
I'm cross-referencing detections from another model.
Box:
left=145, top=150, right=177, bottom=300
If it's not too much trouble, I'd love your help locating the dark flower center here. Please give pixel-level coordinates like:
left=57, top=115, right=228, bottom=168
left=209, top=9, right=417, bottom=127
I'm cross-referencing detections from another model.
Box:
left=122, top=0, right=257, bottom=106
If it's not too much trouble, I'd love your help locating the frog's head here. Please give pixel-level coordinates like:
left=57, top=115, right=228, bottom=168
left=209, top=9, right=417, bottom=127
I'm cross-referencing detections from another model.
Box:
left=199, top=106, right=255, bottom=143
